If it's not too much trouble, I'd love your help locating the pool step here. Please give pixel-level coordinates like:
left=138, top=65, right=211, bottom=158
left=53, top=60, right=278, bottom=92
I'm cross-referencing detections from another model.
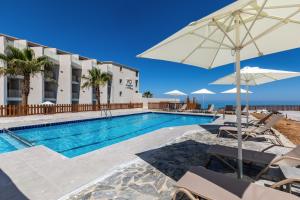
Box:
left=3, top=129, right=33, bottom=147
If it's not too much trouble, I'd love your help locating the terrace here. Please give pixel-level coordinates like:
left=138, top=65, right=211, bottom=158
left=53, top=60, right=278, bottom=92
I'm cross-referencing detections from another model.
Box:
left=0, top=109, right=298, bottom=200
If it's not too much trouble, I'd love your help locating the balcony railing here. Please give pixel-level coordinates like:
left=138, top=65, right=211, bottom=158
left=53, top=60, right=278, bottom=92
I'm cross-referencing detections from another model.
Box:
left=44, top=50, right=59, bottom=61
left=44, top=91, right=56, bottom=99
left=8, top=89, right=22, bottom=98
left=72, top=92, right=79, bottom=99
left=72, top=76, right=80, bottom=83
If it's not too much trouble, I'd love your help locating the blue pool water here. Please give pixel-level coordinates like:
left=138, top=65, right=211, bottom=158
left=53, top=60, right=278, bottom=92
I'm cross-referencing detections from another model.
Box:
left=0, top=113, right=214, bottom=157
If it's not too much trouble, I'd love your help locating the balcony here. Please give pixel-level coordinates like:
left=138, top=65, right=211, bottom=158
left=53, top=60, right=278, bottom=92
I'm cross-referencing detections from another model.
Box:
left=44, top=71, right=57, bottom=82
left=44, top=50, right=59, bottom=62
left=44, top=91, right=56, bottom=99
left=72, top=76, right=80, bottom=84
left=8, top=89, right=22, bottom=98
left=72, top=92, right=79, bottom=100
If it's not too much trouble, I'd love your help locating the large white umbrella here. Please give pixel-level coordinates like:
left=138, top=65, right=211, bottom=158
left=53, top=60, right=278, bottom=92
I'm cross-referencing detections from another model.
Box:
left=221, top=87, right=253, bottom=94
left=164, top=90, right=187, bottom=96
left=165, top=90, right=187, bottom=109
left=138, top=0, right=300, bottom=178
left=213, top=66, right=300, bottom=124
left=192, top=88, right=215, bottom=107
left=41, top=101, right=55, bottom=105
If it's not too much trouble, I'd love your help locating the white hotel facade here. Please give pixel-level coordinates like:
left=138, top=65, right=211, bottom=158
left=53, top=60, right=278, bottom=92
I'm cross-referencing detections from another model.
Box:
left=0, top=34, right=141, bottom=105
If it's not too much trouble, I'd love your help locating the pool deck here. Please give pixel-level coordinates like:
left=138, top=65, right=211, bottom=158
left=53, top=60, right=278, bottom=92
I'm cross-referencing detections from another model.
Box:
left=0, top=110, right=295, bottom=200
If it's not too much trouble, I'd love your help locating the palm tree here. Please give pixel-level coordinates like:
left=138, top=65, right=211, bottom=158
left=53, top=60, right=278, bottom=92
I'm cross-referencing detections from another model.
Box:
left=143, top=91, right=153, bottom=98
left=81, top=68, right=111, bottom=109
left=0, top=45, right=53, bottom=105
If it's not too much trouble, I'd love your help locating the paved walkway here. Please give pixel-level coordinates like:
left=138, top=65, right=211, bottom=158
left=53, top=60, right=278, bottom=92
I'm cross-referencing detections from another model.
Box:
left=67, top=130, right=297, bottom=200
left=0, top=110, right=296, bottom=200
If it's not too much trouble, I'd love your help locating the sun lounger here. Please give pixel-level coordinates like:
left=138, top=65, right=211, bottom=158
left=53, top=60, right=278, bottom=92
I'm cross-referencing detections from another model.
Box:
left=206, top=145, right=300, bottom=180
left=224, top=105, right=235, bottom=115
left=173, top=166, right=299, bottom=200
left=224, top=112, right=274, bottom=127
left=241, top=105, right=247, bottom=115
left=202, top=104, right=215, bottom=113
left=270, top=165, right=300, bottom=192
left=218, top=114, right=283, bottom=143
left=178, top=104, right=187, bottom=112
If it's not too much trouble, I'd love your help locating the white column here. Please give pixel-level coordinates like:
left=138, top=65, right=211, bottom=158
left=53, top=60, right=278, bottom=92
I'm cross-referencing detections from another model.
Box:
left=79, top=60, right=95, bottom=104
left=57, top=55, right=72, bottom=104
left=28, top=47, right=44, bottom=104
left=14, top=40, right=27, bottom=49
left=235, top=13, right=243, bottom=179
left=0, top=37, right=7, bottom=105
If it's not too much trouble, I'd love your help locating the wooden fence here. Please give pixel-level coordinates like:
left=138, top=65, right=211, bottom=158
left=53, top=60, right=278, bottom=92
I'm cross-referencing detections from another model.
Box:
left=0, top=103, right=143, bottom=117
left=249, top=105, right=300, bottom=111
left=148, top=102, right=183, bottom=110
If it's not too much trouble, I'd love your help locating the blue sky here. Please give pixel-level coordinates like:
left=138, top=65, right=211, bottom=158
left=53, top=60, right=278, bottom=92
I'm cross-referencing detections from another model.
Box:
left=1, top=0, right=300, bottom=104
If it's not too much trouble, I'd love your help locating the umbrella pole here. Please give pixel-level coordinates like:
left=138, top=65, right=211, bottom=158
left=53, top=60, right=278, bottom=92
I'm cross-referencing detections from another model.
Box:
left=235, top=13, right=243, bottom=179
left=202, top=94, right=205, bottom=108
left=246, top=85, right=249, bottom=127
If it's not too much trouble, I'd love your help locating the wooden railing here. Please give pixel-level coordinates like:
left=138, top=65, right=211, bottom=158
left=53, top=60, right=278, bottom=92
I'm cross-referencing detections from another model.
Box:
left=249, top=105, right=300, bottom=111
left=148, top=102, right=182, bottom=110
left=0, top=103, right=143, bottom=117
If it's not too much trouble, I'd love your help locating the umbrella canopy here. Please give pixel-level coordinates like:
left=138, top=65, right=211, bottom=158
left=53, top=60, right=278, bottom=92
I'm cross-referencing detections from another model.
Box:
left=41, top=101, right=55, bottom=105
left=192, top=88, right=215, bottom=94
left=192, top=88, right=215, bottom=107
left=212, top=66, right=300, bottom=85
left=138, top=0, right=300, bottom=179
left=221, top=87, right=253, bottom=94
left=138, top=1, right=300, bottom=69
left=164, top=90, right=187, bottom=96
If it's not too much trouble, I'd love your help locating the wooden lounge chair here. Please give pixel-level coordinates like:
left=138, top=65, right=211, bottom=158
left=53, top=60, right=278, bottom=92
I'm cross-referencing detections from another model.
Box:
left=224, top=111, right=274, bottom=127
left=178, top=104, right=187, bottom=112
left=173, top=166, right=299, bottom=200
left=224, top=105, right=235, bottom=115
left=202, top=104, right=215, bottom=113
left=206, top=145, right=300, bottom=181
left=218, top=114, right=283, bottom=144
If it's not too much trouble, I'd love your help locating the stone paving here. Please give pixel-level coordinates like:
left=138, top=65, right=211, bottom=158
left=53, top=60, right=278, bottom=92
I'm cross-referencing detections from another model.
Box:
left=68, top=126, right=296, bottom=200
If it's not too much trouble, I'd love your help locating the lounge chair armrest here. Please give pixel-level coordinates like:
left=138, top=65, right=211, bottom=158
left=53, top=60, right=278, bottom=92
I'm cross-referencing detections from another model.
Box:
left=173, top=187, right=199, bottom=200
left=271, top=178, right=300, bottom=189
left=271, top=156, right=300, bottom=165
left=261, top=144, right=282, bottom=152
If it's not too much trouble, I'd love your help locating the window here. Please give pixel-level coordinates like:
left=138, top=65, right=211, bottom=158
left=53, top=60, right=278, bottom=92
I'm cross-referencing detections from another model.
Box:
left=119, top=79, right=122, bottom=84
left=135, top=80, right=138, bottom=87
left=120, top=66, right=123, bottom=72
left=119, top=91, right=122, bottom=97
left=136, top=71, right=139, bottom=77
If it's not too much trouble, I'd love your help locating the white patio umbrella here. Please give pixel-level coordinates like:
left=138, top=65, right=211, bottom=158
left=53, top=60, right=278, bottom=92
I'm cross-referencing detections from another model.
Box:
left=221, top=87, right=253, bottom=94
left=213, top=66, right=300, bottom=124
left=192, top=88, right=215, bottom=107
left=138, top=0, right=300, bottom=178
left=164, top=90, right=187, bottom=109
left=222, top=88, right=253, bottom=123
left=164, top=89, right=187, bottom=97
left=41, top=101, right=55, bottom=105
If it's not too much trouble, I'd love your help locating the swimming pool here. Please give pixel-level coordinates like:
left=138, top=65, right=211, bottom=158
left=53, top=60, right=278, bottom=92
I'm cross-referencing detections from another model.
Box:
left=0, top=112, right=215, bottom=157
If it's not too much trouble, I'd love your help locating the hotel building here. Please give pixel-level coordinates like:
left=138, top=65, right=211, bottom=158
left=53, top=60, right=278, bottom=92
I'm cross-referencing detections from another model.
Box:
left=0, top=34, right=141, bottom=105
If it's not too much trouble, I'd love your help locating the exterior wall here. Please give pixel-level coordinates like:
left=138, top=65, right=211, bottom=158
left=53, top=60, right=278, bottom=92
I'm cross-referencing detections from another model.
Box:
left=0, top=34, right=141, bottom=106
left=0, top=37, right=7, bottom=105
left=79, top=59, right=96, bottom=104
left=28, top=47, right=44, bottom=104
left=57, top=55, right=72, bottom=104
left=100, top=63, right=140, bottom=103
